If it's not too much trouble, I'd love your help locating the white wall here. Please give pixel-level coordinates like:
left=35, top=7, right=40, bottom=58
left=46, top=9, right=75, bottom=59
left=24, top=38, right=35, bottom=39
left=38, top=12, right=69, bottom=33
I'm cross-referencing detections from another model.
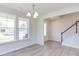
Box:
left=36, top=18, right=51, bottom=44
left=36, top=18, right=44, bottom=45
left=44, top=19, right=51, bottom=42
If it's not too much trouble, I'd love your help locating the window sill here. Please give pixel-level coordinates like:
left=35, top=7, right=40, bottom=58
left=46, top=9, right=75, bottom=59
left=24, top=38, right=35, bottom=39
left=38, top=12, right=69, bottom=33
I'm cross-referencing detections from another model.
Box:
left=0, top=38, right=29, bottom=45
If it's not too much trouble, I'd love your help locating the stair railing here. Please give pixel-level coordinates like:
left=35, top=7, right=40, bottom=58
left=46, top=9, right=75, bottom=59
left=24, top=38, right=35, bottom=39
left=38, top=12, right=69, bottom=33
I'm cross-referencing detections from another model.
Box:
left=61, top=21, right=79, bottom=43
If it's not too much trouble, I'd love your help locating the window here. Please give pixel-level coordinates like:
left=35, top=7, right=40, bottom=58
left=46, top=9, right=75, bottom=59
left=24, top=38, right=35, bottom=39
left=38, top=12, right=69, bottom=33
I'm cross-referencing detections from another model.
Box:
left=18, top=18, right=29, bottom=40
left=0, top=17, right=15, bottom=43
left=44, top=23, right=47, bottom=36
left=0, top=13, right=29, bottom=44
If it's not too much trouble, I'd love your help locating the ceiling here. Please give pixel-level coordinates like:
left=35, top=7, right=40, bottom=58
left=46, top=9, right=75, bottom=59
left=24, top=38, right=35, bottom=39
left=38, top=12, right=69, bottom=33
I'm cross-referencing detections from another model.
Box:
left=0, top=3, right=79, bottom=17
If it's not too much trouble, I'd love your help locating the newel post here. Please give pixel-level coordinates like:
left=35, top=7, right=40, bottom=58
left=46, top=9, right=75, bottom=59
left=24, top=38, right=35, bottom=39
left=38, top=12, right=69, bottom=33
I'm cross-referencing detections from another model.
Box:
left=61, top=32, right=63, bottom=43
left=76, top=21, right=78, bottom=34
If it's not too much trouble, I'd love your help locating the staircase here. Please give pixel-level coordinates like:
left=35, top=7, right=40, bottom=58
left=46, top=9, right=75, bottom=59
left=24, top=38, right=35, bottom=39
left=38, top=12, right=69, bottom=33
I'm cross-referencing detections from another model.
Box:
left=61, top=21, right=79, bottom=48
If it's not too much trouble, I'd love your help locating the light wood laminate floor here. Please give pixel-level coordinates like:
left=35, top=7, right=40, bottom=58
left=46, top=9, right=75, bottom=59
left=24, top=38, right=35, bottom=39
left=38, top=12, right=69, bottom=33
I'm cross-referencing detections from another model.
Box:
left=2, top=41, right=79, bottom=56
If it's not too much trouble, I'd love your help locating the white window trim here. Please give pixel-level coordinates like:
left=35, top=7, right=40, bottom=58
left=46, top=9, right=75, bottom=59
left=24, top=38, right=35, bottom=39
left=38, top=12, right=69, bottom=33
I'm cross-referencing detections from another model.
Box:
left=0, top=13, right=30, bottom=44
left=18, top=17, right=29, bottom=40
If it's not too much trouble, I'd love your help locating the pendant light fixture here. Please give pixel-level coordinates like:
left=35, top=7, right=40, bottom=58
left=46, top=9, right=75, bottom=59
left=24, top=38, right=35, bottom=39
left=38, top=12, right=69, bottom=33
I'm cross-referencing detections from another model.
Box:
left=26, top=4, right=39, bottom=19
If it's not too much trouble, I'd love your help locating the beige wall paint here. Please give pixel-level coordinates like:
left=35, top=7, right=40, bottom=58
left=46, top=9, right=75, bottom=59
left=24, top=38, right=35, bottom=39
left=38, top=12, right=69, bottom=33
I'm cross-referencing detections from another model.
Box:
left=50, top=12, right=79, bottom=42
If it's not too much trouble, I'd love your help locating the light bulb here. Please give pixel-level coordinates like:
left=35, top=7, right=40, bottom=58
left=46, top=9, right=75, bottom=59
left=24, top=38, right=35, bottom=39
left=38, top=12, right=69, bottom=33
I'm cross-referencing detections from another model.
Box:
left=34, top=12, right=39, bottom=17
left=33, top=12, right=39, bottom=18
left=33, top=15, right=37, bottom=18
left=26, top=12, right=31, bottom=17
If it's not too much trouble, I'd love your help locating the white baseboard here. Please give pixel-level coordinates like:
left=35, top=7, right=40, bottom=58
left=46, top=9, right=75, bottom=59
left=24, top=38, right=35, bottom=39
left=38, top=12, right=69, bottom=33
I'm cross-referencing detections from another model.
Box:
left=62, top=43, right=79, bottom=49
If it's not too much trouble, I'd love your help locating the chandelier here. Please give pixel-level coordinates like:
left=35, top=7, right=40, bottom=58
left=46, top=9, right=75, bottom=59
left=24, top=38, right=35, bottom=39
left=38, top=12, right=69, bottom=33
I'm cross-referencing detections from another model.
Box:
left=26, top=4, right=39, bottom=19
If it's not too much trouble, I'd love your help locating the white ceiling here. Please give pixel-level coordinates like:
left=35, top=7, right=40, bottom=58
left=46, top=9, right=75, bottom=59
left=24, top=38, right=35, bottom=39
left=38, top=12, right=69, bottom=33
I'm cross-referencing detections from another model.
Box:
left=0, top=3, right=79, bottom=17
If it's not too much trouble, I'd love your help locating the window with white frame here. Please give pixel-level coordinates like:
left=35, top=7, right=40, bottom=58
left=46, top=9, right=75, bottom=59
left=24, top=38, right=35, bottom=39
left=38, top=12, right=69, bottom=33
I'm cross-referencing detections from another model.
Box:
left=0, top=13, right=29, bottom=44
left=0, top=16, right=15, bottom=43
left=18, top=17, right=29, bottom=40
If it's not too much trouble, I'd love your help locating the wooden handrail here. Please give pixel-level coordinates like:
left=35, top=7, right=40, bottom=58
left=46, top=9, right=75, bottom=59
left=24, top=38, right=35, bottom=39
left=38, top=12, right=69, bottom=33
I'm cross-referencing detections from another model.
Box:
left=61, top=23, right=76, bottom=35
left=61, top=21, right=79, bottom=43
left=76, top=21, right=79, bottom=22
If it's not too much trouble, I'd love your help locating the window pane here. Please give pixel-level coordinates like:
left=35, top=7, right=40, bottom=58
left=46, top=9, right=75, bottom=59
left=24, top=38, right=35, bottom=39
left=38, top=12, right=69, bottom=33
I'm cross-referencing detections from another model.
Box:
left=0, top=17, right=15, bottom=44
left=19, top=20, right=27, bottom=29
left=44, top=23, right=47, bottom=36
left=0, top=20, right=7, bottom=27
left=19, top=18, right=29, bottom=40
left=7, top=21, right=14, bottom=27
